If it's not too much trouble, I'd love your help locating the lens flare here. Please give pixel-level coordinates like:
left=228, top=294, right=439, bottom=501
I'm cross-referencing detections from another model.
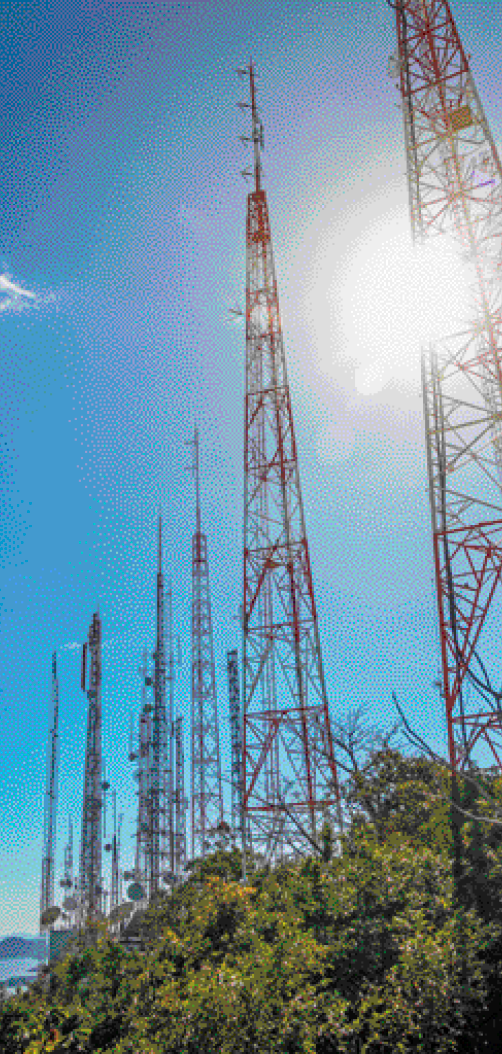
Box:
left=328, top=209, right=473, bottom=396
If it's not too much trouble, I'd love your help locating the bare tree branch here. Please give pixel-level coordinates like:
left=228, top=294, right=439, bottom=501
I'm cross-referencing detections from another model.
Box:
left=392, top=692, right=502, bottom=826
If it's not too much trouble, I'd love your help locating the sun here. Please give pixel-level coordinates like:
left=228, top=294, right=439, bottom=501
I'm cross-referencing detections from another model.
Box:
left=317, top=207, right=474, bottom=397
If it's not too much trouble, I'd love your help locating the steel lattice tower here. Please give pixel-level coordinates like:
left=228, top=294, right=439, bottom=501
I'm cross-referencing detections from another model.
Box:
left=79, top=612, right=104, bottom=929
left=239, top=63, right=343, bottom=857
left=60, top=815, right=76, bottom=928
left=189, top=427, right=224, bottom=859
left=389, top=0, right=502, bottom=772
left=174, top=714, right=187, bottom=873
left=108, top=791, right=122, bottom=914
left=130, top=647, right=152, bottom=894
left=61, top=816, right=73, bottom=894
left=149, top=516, right=169, bottom=895
left=227, top=650, right=243, bottom=842
left=40, top=652, right=60, bottom=931
left=166, top=579, right=175, bottom=874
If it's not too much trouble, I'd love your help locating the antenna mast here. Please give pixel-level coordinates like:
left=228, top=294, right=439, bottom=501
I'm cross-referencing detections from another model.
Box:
left=239, top=63, right=343, bottom=858
left=149, top=515, right=169, bottom=896
left=174, top=714, right=187, bottom=874
left=79, top=612, right=104, bottom=933
left=61, top=815, right=73, bottom=892
left=189, top=427, right=224, bottom=859
left=166, top=578, right=175, bottom=874
left=109, top=791, right=122, bottom=914
left=227, top=650, right=243, bottom=845
left=40, top=652, right=60, bottom=932
left=60, top=815, right=76, bottom=928
left=132, top=648, right=152, bottom=894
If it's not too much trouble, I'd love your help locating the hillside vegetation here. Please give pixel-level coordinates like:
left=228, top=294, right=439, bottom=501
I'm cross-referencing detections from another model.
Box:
left=2, top=748, right=502, bottom=1053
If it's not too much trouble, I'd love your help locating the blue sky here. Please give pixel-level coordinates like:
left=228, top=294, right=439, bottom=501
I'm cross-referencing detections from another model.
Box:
left=1, top=0, right=502, bottom=936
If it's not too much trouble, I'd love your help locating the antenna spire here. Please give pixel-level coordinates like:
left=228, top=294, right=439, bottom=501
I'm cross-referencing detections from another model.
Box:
left=158, top=509, right=163, bottom=575
left=193, top=426, right=201, bottom=537
left=249, top=61, right=263, bottom=193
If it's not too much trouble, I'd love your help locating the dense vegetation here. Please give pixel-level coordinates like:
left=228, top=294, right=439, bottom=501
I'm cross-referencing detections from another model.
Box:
left=3, top=746, right=502, bottom=1053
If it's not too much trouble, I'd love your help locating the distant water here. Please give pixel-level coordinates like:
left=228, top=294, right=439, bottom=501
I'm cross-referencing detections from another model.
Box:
left=0, top=957, right=47, bottom=988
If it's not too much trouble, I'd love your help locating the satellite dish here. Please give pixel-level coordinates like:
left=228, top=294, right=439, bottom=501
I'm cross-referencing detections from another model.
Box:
left=63, top=896, right=77, bottom=911
left=127, top=882, right=145, bottom=902
left=40, top=906, right=61, bottom=927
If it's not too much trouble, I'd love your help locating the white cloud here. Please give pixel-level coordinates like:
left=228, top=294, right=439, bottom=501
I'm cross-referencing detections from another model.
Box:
left=0, top=271, right=56, bottom=315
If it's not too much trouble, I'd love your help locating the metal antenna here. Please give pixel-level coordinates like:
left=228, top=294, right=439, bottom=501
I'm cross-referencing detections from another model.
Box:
left=79, top=612, right=104, bottom=937
left=130, top=646, right=151, bottom=899
left=187, top=427, right=224, bottom=859
left=166, top=577, right=175, bottom=874
left=227, top=650, right=243, bottom=845
left=149, top=514, right=169, bottom=895
left=40, top=653, right=60, bottom=932
left=174, top=714, right=187, bottom=874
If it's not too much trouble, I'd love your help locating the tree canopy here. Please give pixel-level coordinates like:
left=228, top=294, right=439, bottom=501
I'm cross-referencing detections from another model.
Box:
left=3, top=748, right=502, bottom=1053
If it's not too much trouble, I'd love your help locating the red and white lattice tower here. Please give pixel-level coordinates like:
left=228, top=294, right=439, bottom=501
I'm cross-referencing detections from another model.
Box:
left=389, top=0, right=502, bottom=771
left=150, top=515, right=170, bottom=895
left=189, top=427, right=224, bottom=859
left=239, top=64, right=343, bottom=857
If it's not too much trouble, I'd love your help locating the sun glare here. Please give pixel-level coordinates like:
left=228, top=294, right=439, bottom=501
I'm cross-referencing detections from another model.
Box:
left=327, top=209, right=473, bottom=397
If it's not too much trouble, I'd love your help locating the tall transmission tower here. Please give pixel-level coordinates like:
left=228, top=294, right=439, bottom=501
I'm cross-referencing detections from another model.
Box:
left=189, top=427, right=224, bottom=859
left=60, top=815, right=77, bottom=928
left=174, top=714, right=187, bottom=873
left=149, top=516, right=169, bottom=896
left=227, top=650, right=243, bottom=843
left=106, top=790, right=122, bottom=914
left=79, top=612, right=104, bottom=931
left=239, top=63, right=343, bottom=857
left=40, top=652, right=60, bottom=931
left=61, top=816, right=73, bottom=893
left=129, top=648, right=152, bottom=896
left=166, top=579, right=175, bottom=874
left=388, top=0, right=502, bottom=771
